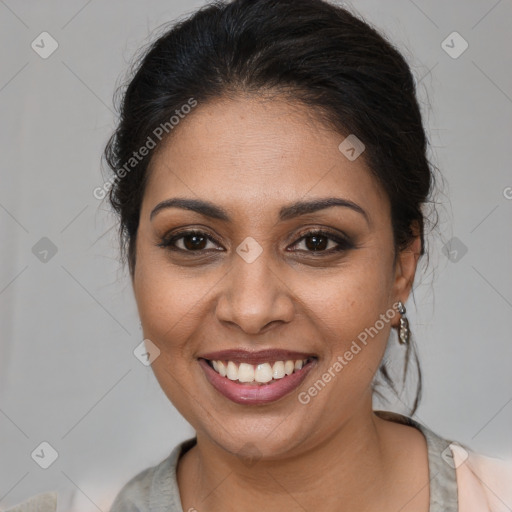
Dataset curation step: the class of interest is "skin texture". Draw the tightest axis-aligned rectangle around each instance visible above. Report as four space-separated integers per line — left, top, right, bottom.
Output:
132 95 427 511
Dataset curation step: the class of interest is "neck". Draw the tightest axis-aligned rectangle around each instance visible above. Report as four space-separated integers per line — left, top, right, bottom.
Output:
178 400 397 511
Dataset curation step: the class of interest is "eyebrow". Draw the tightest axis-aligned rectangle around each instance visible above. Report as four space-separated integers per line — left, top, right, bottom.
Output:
149 197 370 226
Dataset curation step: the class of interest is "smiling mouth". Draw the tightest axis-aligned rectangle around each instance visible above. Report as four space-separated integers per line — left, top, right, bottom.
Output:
202 357 317 385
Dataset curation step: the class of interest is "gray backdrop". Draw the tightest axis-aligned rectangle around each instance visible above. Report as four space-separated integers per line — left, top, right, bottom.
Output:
1 0 511 510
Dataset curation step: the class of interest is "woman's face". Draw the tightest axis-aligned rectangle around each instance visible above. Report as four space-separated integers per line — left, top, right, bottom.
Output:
132 96 418 459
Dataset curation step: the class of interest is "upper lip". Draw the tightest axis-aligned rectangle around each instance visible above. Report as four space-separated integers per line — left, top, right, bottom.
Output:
199 349 316 365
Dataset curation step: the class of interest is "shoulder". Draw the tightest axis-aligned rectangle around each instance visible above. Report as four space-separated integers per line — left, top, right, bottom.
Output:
374 410 512 511
4 492 58 512
453 445 512 512
109 463 158 512
109 438 196 512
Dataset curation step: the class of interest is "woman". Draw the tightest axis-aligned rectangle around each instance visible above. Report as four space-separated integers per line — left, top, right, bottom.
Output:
97 0 510 511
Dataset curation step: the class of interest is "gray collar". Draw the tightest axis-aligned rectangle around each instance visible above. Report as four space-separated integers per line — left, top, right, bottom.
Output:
148 411 459 512
374 410 458 512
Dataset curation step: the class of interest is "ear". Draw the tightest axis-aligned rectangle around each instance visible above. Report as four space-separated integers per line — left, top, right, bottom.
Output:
391 222 422 326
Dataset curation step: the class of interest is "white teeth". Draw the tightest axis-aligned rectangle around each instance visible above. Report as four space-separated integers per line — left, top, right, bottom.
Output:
255 363 273 383
284 360 295 375
272 361 285 379
209 358 311 383
226 361 238 380
217 361 226 377
238 363 255 383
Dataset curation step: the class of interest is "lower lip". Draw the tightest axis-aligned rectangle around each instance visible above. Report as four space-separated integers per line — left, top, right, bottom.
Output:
199 359 316 405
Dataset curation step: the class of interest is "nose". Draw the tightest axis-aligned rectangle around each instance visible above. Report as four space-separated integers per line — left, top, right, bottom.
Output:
215 249 295 335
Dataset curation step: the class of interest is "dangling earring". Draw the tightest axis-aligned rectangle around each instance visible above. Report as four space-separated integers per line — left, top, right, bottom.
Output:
396 301 410 345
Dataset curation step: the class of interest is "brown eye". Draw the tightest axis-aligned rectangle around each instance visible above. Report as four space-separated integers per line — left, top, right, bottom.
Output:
182 233 208 250
290 230 354 253
157 230 222 252
303 233 329 251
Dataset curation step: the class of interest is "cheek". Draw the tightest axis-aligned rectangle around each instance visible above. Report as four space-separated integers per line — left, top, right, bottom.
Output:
132 253 210 421
306 256 393 338
304 257 395 397
133 248 215 359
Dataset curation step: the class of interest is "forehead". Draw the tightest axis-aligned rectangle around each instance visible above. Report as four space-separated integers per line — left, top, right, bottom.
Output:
143 96 388 218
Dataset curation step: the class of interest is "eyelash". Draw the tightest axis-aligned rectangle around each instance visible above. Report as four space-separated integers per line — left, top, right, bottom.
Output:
156 228 355 255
